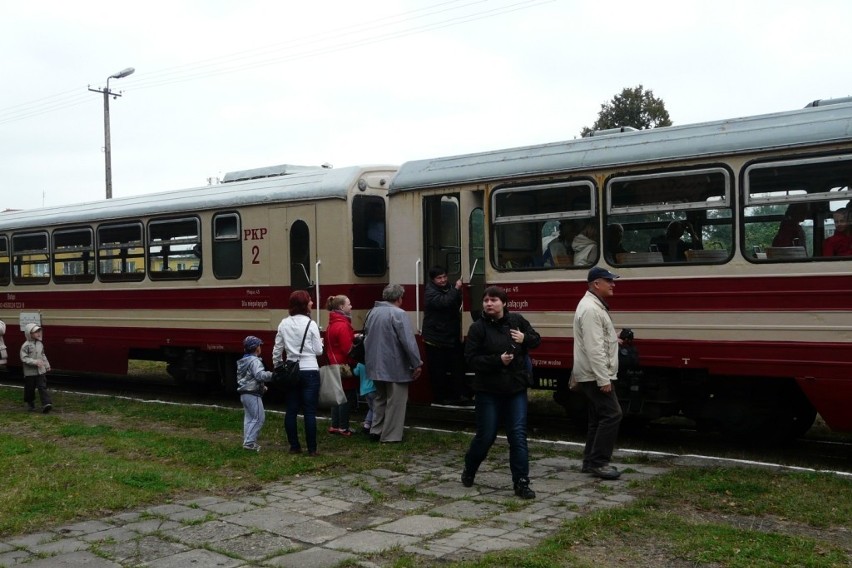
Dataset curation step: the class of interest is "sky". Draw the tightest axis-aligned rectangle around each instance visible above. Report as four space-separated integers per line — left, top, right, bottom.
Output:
1 0 851 210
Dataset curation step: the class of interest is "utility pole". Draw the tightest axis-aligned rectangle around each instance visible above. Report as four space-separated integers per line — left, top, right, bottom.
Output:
88 67 135 199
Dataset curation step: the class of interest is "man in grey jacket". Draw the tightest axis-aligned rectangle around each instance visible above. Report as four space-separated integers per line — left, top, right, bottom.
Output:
364 284 423 442
572 266 623 479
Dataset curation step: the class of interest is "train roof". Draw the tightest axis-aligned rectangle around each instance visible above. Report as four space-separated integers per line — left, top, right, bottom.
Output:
389 100 852 193
0 165 395 232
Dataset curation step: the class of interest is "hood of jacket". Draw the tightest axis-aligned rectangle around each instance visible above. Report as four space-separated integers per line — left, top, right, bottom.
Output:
23 323 41 341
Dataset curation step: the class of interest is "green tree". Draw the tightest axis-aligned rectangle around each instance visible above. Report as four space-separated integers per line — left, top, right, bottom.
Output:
581 85 672 137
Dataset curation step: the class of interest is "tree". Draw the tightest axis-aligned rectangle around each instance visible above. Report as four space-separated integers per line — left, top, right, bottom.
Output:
581 85 672 137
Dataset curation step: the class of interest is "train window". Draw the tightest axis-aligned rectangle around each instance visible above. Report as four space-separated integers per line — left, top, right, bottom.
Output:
11 232 50 285
213 213 241 279
148 217 201 280
492 180 596 270
0 236 9 286
744 155 852 261
97 223 146 282
607 168 732 265
53 228 95 284
352 195 386 276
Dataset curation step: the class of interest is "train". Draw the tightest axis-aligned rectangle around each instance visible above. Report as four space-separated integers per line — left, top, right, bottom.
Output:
2 97 852 440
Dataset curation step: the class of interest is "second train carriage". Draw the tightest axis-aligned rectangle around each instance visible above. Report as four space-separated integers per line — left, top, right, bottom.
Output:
388 98 852 439
0 164 396 387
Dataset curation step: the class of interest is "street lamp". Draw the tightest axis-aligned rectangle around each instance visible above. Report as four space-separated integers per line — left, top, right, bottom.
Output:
88 67 135 199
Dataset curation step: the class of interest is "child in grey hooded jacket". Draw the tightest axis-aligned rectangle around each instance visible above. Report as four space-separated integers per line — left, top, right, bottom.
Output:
21 323 52 413
237 336 273 451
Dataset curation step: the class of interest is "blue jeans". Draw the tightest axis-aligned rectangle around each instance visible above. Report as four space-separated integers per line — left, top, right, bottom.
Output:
464 390 529 482
285 370 320 453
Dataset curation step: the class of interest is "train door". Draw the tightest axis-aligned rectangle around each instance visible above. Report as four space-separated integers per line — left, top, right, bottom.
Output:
464 191 485 320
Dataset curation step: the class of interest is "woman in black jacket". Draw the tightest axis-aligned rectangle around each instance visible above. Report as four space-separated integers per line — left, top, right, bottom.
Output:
462 286 541 499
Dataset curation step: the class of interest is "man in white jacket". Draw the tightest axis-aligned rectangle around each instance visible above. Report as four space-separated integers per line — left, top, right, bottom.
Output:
572 266 623 479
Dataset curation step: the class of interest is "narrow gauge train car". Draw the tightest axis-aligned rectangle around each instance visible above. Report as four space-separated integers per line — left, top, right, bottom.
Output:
0 164 395 388
388 98 852 439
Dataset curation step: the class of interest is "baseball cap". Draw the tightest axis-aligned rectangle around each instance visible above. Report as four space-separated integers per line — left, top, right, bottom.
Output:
587 266 620 282
243 336 263 352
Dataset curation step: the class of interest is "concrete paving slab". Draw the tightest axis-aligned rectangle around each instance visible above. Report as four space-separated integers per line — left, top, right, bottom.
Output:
323 529 421 553
264 546 357 568
221 507 311 535
23 550 123 567
275 519 349 545
374 514 464 537
141 548 244 568
95 535 189 564
212 531 299 561
171 520 252 546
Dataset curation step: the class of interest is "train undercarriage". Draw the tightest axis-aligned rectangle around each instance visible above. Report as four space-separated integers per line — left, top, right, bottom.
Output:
551 366 817 442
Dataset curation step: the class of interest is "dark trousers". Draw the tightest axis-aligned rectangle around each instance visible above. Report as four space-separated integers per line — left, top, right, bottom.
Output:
24 374 52 408
285 370 320 453
464 390 529 482
425 342 465 403
579 381 623 468
330 388 357 430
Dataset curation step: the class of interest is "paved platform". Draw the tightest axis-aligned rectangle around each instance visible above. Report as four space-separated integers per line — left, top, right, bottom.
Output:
0 443 673 567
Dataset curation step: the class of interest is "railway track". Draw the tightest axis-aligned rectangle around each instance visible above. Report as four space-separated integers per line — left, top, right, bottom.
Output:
3 370 850 474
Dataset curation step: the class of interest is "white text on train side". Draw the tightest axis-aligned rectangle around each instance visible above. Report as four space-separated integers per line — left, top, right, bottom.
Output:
507 299 529 310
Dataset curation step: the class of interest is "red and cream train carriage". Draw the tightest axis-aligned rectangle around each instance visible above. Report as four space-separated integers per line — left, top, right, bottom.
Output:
388 98 852 438
0 164 395 388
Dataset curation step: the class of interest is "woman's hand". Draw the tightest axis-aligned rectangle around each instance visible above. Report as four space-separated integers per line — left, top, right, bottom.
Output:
510 329 525 345
501 352 514 366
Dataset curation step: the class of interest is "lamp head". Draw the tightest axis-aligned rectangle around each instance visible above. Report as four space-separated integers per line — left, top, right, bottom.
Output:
110 67 135 79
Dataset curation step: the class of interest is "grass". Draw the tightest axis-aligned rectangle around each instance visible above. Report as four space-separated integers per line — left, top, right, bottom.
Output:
1 383 850 567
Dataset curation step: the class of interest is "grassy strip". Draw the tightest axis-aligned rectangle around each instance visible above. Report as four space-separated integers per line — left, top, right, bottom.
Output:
1 385 849 567
0 386 467 535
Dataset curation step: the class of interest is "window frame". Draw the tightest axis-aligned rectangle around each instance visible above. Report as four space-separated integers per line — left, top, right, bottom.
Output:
11 231 50 285
52 227 96 284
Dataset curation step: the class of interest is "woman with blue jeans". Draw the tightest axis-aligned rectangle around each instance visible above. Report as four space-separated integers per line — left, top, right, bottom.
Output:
462 286 541 499
272 290 324 456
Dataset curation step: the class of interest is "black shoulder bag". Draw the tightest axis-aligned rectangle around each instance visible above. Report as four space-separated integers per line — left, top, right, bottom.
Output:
348 310 371 364
273 322 310 389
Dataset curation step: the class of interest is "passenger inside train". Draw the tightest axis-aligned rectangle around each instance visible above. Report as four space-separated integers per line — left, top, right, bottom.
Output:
649 220 703 262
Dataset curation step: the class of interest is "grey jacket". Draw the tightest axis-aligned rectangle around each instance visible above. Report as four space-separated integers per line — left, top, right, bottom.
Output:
364 301 422 383
236 354 273 395
20 323 50 377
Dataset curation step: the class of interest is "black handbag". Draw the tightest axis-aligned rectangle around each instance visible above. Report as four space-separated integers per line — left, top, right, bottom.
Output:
273 322 310 388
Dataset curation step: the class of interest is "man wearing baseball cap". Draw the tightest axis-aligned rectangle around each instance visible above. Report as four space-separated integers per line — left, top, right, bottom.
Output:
572 266 623 479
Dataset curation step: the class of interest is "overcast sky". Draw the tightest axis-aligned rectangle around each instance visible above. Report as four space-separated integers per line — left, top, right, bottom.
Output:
2 0 851 210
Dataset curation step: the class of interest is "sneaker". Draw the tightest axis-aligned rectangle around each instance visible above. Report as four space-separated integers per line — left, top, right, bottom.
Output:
580 465 593 473
243 443 261 452
42 404 52 414
338 428 353 437
461 469 475 488
589 466 621 480
513 478 536 499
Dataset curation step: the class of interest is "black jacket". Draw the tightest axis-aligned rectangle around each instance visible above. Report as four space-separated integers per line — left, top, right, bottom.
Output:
422 280 462 347
464 310 541 394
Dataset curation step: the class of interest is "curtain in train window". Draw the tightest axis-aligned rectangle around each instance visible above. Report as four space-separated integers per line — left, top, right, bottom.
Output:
607 168 732 265
743 155 852 261
11 232 50 285
352 195 386 276
0 236 9 286
53 228 96 284
148 218 201 280
97 223 145 282
213 213 241 279
492 180 596 271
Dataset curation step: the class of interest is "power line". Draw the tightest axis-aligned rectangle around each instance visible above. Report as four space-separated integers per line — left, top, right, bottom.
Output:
0 0 552 126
